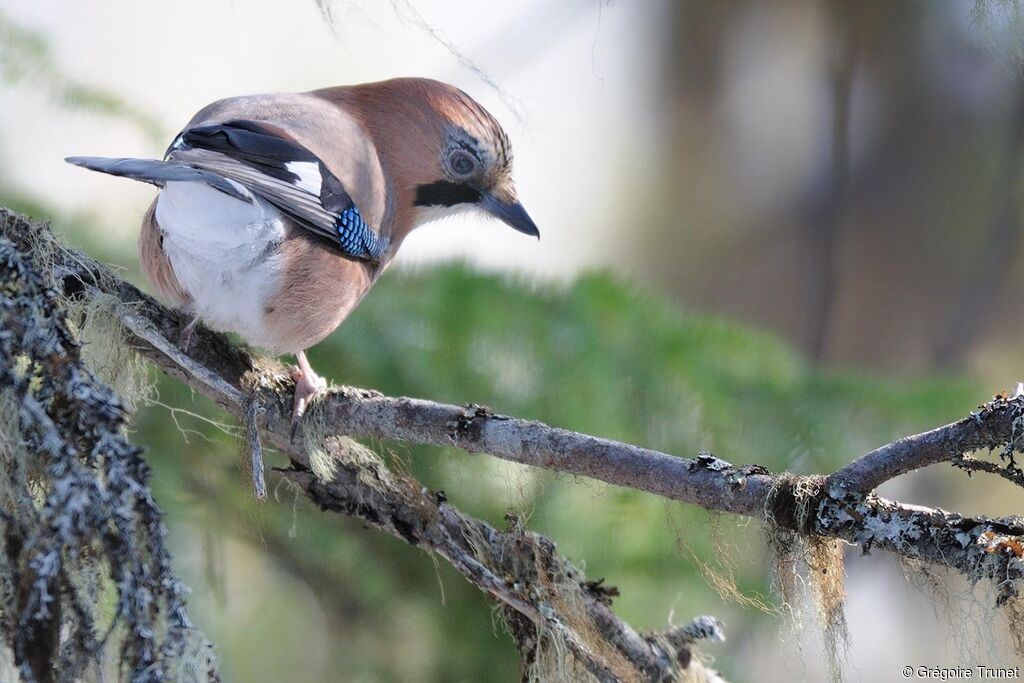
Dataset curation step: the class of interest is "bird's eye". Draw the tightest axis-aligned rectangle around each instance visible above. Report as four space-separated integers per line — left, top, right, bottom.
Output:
449 150 477 177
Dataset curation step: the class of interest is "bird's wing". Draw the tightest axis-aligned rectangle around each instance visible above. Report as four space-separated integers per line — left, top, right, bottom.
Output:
170 119 389 262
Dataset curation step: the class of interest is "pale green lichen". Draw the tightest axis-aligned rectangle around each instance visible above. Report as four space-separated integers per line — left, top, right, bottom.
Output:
64 292 155 413
455 513 643 683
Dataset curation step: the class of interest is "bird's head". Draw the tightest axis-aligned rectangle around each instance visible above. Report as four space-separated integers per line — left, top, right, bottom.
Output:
343 78 539 240
413 97 538 239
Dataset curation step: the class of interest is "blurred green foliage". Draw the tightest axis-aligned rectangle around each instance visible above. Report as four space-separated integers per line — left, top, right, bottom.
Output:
1 172 1002 680
0 187 984 681
116 248 978 682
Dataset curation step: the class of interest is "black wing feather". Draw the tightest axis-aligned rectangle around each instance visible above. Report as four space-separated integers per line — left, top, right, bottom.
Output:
319 171 354 213
170 120 385 261
180 120 317 182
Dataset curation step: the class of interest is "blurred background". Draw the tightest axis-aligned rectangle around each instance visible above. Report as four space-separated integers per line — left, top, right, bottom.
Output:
1 0 1022 680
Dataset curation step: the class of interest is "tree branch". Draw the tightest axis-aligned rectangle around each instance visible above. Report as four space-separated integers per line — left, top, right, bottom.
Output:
829 393 1024 492
1 211 726 680
3 207 1022 680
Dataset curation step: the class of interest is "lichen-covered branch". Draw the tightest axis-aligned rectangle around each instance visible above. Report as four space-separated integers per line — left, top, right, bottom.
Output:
0 233 218 682
2 207 1022 679
817 483 1024 605
282 452 721 683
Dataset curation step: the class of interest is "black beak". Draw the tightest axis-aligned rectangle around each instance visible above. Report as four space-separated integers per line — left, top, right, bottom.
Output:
480 193 540 238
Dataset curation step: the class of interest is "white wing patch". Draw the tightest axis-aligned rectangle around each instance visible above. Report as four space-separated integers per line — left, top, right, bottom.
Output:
285 161 322 195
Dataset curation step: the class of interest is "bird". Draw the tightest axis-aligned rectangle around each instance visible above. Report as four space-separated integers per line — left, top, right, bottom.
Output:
66 77 539 429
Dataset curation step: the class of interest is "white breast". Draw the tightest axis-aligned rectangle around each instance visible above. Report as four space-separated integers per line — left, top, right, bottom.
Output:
155 181 286 349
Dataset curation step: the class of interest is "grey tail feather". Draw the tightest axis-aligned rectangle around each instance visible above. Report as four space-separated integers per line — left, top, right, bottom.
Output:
64 156 253 203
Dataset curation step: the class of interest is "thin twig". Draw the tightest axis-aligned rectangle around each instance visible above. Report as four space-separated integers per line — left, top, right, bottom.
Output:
829 394 1024 492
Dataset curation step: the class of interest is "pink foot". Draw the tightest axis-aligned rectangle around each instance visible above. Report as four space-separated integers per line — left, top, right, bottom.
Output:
178 316 199 352
289 350 326 438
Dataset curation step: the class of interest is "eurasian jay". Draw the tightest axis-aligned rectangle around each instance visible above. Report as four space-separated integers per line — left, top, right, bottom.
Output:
67 77 538 427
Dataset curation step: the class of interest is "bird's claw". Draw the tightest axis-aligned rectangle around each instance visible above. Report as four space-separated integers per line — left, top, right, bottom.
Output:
178 316 199 352
289 364 326 441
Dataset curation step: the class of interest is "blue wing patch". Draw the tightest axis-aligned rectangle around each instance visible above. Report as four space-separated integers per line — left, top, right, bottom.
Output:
336 206 389 261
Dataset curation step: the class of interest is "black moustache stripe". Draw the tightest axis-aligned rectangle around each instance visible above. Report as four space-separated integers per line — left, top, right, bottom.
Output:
414 181 481 207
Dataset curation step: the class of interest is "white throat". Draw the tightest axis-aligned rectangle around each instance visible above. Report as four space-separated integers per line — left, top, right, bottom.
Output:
411 203 480 229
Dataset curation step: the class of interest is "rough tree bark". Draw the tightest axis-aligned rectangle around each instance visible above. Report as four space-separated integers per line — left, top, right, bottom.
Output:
0 215 218 683
1 207 1021 682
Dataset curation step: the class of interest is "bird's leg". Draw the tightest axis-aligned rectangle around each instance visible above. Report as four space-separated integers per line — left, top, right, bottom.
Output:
289 350 327 438
178 315 199 352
